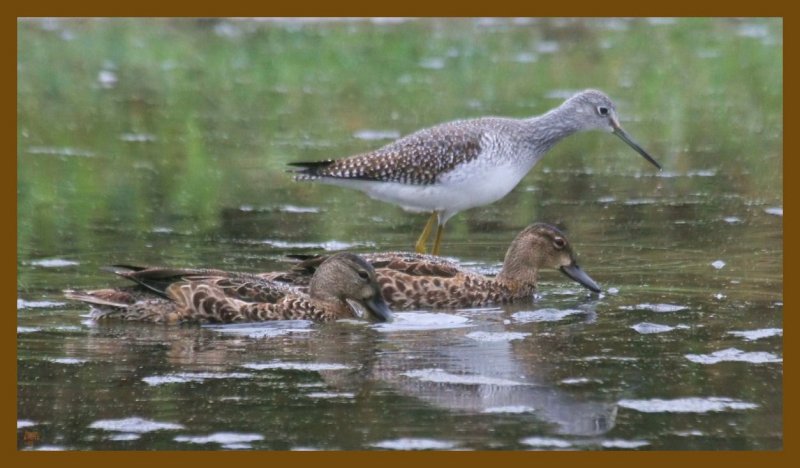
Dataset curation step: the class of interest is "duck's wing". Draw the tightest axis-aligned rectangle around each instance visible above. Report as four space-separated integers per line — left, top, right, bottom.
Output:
274 252 464 286
165 281 335 323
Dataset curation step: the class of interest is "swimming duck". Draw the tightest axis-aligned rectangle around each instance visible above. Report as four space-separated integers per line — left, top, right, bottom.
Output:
64 253 393 323
265 223 600 310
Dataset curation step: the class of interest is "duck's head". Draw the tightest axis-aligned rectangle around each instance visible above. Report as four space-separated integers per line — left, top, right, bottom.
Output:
309 252 393 322
503 223 601 293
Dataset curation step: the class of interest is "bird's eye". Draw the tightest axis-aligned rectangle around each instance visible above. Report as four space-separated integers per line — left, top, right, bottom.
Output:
597 106 609 116
357 270 370 280
553 237 566 249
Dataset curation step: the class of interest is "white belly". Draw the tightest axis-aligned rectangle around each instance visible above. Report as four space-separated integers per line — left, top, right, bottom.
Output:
316 156 537 223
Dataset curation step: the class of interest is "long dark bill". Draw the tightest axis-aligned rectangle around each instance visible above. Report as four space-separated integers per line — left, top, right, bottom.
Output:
364 294 393 322
560 263 601 293
613 126 662 170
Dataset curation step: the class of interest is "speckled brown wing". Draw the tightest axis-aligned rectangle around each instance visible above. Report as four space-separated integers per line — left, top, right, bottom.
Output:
364 252 464 278
289 120 486 185
166 281 343 323
377 269 518 310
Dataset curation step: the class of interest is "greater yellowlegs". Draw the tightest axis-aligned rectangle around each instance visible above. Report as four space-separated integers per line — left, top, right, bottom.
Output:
263 223 600 309
290 89 660 255
64 253 393 323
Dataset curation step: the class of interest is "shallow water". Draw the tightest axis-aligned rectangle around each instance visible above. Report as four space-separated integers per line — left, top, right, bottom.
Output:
18 18 782 450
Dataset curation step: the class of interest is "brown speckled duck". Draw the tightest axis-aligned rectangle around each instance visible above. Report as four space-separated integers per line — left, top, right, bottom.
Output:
265 223 600 310
65 253 392 323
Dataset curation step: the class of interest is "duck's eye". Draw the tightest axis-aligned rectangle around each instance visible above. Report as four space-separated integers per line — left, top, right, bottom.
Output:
553 237 566 249
357 270 370 280
597 106 609 116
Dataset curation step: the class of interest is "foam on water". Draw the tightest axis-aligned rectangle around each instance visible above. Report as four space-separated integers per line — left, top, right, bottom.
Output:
601 439 650 449
142 372 252 386
109 433 141 441
207 320 314 339
29 258 79 268
174 432 264 449
242 361 352 371
727 328 782 341
630 322 676 334
520 436 572 448
259 239 374 250
89 417 185 433
17 299 66 309
371 438 457 450
465 331 530 342
685 348 782 364
482 405 535 414
47 357 88 365
511 308 583 323
373 312 471 332
621 303 689 313
402 369 527 386
306 392 355 399
618 397 758 413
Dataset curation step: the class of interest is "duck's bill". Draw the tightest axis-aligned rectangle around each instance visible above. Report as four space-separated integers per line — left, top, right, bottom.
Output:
560 263 601 293
613 126 662 170
364 295 393 322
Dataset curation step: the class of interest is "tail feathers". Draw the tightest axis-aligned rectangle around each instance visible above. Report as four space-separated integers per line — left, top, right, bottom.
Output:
63 290 130 320
64 289 131 309
287 160 336 179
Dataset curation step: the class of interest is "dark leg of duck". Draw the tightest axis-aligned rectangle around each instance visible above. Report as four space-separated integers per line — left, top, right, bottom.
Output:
415 212 437 254
431 223 445 256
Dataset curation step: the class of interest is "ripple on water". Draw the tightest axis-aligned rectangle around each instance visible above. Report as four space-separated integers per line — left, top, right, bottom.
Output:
727 328 782 341
371 438 457 450
142 372 252 386
512 308 583 323
618 397 758 413
89 417 185 433
402 369 527 386
372 312 471 332
18 420 37 429
685 348 782 364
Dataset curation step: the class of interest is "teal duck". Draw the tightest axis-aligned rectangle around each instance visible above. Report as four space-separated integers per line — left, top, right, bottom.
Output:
65 253 392 323
265 223 600 310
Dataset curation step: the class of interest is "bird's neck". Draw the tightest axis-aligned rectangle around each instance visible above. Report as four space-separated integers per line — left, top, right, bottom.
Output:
496 247 540 291
523 104 584 152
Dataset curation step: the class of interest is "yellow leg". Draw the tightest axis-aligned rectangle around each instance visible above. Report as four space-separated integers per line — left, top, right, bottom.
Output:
431 224 445 256
415 212 437 254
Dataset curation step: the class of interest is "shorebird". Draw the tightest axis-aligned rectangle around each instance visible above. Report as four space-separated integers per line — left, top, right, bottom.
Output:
264 223 600 310
290 89 660 255
64 253 393 323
